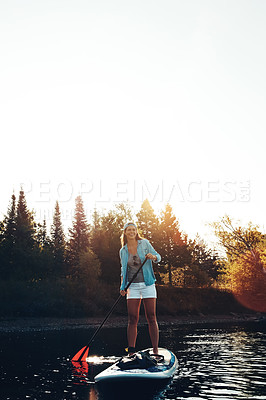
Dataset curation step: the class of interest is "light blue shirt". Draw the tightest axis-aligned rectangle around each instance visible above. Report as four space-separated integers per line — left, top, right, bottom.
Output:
120 239 161 290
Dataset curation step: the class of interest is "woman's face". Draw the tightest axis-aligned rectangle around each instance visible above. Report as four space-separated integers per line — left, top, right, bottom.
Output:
125 225 137 240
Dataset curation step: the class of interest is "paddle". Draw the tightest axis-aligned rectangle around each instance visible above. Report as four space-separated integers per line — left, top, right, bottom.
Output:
71 256 148 362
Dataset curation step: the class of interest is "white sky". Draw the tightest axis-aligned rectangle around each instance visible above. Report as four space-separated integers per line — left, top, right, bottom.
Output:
1 0 266 247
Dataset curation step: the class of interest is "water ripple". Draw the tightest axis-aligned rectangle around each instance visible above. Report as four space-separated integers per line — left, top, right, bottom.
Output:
0 321 265 399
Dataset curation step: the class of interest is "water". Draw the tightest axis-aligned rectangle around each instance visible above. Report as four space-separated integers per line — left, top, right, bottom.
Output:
0 320 266 400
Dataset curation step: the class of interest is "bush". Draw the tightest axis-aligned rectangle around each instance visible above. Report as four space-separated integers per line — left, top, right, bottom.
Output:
0 280 250 318
156 286 248 315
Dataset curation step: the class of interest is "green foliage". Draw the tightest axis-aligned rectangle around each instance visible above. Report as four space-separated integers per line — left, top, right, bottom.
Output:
0 193 17 279
50 201 66 277
67 195 90 267
136 199 159 241
73 249 101 284
91 203 133 283
212 215 266 312
0 190 40 280
156 286 247 315
15 188 36 249
156 203 191 285
0 191 239 317
136 200 162 282
212 215 264 261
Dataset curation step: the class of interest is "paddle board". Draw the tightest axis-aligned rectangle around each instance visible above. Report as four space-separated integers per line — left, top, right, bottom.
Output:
94 348 178 383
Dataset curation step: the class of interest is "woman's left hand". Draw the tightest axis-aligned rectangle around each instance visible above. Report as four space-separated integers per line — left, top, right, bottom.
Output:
146 253 157 262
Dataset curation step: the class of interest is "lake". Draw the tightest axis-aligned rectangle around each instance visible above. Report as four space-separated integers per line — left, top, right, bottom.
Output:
1 318 265 400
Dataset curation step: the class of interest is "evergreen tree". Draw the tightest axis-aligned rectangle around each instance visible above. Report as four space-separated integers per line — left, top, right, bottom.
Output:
136 199 159 241
15 188 36 249
2 193 17 243
158 203 189 285
92 207 101 231
50 201 65 277
36 219 50 249
67 195 90 275
136 199 162 282
91 203 133 283
13 188 37 279
184 236 220 287
192 236 220 280
35 219 56 280
0 193 17 278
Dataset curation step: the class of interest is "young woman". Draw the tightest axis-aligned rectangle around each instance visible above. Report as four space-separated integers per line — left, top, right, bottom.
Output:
120 222 161 355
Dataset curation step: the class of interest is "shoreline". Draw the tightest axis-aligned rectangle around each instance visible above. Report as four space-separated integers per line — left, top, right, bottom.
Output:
0 312 265 333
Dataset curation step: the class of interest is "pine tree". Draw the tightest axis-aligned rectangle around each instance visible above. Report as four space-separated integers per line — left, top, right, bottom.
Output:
92 208 101 231
158 203 188 285
91 203 133 283
0 193 17 278
36 219 50 249
136 199 159 241
35 219 57 280
184 236 219 287
136 199 162 282
14 188 37 279
67 196 103 284
67 195 90 270
1 193 16 242
50 201 65 276
15 188 36 250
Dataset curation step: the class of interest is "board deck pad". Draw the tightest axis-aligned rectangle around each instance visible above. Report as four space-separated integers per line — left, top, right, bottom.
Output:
94 348 178 383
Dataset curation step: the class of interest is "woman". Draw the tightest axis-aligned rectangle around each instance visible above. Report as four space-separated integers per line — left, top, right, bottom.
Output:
120 222 161 356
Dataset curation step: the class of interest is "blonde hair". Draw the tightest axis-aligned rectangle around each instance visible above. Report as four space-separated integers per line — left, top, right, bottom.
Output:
120 223 143 247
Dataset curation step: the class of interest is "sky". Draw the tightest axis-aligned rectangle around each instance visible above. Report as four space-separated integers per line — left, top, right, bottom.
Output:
1 0 266 248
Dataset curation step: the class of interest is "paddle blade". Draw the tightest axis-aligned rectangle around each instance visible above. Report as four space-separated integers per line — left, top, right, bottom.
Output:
72 346 90 362
71 361 89 382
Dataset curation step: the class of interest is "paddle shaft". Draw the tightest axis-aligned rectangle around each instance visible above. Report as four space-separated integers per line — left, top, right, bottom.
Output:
76 257 148 361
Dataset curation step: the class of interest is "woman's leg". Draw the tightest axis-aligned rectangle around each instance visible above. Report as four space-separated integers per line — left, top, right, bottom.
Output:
143 298 159 354
127 298 141 353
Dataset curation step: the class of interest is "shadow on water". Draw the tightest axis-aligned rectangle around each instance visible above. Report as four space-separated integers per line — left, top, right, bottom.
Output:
0 319 266 399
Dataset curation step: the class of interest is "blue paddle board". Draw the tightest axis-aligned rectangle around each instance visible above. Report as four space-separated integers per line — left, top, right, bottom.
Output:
94 348 178 383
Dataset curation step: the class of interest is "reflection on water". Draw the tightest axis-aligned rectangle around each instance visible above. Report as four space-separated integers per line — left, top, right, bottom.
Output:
169 325 266 400
0 320 265 399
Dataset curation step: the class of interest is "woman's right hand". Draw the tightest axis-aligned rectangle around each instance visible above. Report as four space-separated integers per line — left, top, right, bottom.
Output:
120 290 127 296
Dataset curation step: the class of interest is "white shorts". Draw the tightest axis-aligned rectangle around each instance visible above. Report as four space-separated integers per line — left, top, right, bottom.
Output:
126 282 157 300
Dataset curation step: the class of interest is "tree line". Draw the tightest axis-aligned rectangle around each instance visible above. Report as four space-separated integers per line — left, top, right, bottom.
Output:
0 189 219 287
0 189 265 316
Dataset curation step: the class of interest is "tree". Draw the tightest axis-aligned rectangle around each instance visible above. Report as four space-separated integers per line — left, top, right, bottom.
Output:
67 196 90 267
15 188 36 249
13 188 37 279
92 207 101 231
136 199 159 241
157 204 189 285
78 249 101 283
0 193 17 279
91 203 133 283
184 237 220 287
50 201 66 277
36 219 50 249
67 195 91 278
212 215 263 261
136 199 162 282
0 190 48 280
35 219 56 280
212 215 266 312
2 193 16 243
